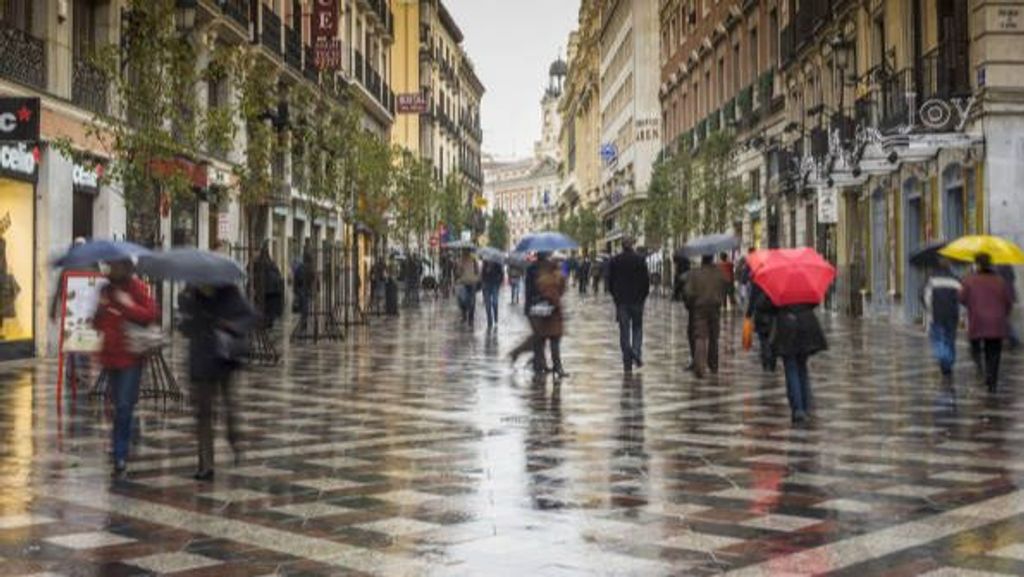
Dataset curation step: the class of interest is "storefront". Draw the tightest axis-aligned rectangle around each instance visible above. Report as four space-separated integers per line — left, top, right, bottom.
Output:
72 160 101 240
0 143 39 360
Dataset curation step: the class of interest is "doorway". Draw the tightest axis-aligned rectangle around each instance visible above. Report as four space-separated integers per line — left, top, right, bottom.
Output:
903 179 924 322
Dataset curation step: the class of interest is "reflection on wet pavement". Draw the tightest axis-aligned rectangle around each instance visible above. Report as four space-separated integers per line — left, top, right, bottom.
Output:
2 293 1024 576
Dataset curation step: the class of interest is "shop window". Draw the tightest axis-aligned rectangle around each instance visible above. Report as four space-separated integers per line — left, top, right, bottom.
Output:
172 195 197 247
72 190 95 240
0 180 33 343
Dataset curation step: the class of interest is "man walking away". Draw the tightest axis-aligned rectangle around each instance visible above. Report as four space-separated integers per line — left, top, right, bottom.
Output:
457 252 480 325
509 265 522 304
685 255 727 378
773 304 827 424
578 258 591 295
718 252 736 310
961 254 1014 391
481 259 504 330
608 237 650 373
922 258 962 377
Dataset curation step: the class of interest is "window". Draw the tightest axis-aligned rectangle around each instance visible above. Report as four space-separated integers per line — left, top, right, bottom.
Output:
73 0 99 59
732 42 741 94
0 0 32 33
749 169 760 200
769 9 779 66
717 57 725 104
749 27 758 81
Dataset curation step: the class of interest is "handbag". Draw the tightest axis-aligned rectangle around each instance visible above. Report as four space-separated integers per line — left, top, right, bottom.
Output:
213 327 250 361
742 317 754 351
124 322 166 356
529 301 554 318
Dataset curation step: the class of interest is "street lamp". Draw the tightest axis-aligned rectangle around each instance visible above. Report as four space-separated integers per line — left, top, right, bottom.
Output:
175 0 197 33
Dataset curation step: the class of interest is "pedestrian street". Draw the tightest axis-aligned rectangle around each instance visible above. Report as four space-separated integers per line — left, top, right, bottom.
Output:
3 293 1024 576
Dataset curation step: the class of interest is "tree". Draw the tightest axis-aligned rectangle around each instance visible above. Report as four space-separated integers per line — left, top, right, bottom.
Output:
645 147 694 245
392 149 436 248
487 209 510 250
692 131 744 235
437 172 467 239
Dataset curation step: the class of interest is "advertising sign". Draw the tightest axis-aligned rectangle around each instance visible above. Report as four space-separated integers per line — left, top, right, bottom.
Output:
0 97 39 142
312 0 342 70
396 93 430 114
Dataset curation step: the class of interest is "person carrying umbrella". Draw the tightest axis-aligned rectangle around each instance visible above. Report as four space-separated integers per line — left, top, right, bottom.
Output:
481 257 504 330
608 237 650 373
178 283 257 481
960 253 1014 391
510 252 567 378
921 257 962 377
93 259 158 478
456 251 480 326
685 255 728 378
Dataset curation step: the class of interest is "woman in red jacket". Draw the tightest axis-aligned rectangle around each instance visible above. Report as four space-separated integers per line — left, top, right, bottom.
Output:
93 259 157 478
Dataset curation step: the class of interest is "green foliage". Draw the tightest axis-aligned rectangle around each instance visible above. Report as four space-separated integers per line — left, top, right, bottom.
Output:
645 147 694 246
559 206 602 253
392 148 437 246
690 131 745 235
487 209 510 250
437 172 468 238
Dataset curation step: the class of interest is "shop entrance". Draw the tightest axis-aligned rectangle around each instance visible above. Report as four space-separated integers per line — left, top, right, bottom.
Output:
0 179 34 358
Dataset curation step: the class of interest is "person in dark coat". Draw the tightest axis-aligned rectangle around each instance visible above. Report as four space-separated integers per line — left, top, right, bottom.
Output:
178 284 257 480
685 255 727 378
961 254 1014 391
251 242 284 328
578 258 591 295
481 260 504 329
608 237 651 372
772 304 827 424
746 280 778 372
511 253 567 376
922 258 962 377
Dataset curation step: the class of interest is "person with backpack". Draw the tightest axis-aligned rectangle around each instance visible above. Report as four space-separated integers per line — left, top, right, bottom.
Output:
457 251 480 325
921 258 962 377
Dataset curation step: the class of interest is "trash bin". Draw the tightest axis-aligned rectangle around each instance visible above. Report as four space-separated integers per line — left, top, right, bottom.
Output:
385 279 399 316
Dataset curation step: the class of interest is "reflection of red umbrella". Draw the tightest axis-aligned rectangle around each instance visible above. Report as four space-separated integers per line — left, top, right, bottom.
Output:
752 248 836 306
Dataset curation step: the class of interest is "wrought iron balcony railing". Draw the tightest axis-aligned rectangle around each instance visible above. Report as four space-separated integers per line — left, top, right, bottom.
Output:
0 23 45 89
220 0 250 31
303 45 319 83
72 58 108 115
285 26 302 71
261 4 282 54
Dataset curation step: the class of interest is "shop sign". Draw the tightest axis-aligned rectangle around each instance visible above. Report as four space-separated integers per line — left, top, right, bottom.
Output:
217 211 230 240
817 188 839 224
208 165 231 188
312 0 342 71
72 162 102 192
0 97 39 142
396 93 429 114
0 143 37 180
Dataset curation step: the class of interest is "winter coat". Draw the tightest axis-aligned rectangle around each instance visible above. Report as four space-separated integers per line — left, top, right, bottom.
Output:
457 257 480 286
922 271 961 332
960 271 1014 340
771 305 828 358
685 264 727 310
746 282 777 334
533 262 566 338
252 253 284 323
93 277 158 369
524 262 541 315
178 285 257 382
481 261 504 288
608 248 651 306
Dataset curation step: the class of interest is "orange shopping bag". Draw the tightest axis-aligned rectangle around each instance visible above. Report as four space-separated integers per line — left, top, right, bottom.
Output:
742 317 754 351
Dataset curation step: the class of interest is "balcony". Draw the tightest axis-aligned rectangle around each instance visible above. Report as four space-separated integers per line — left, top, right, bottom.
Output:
303 45 319 83
285 26 302 71
794 0 830 50
920 49 971 101
0 23 46 89
221 0 251 30
880 68 913 132
366 66 382 102
779 25 794 69
260 4 282 54
353 50 365 84
72 58 108 115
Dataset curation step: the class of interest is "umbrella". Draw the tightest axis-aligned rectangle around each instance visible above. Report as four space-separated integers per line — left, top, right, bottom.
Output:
680 233 740 258
514 232 579 253
507 251 533 269
442 240 477 250
909 241 949 267
54 240 151 269
752 248 836 307
137 249 245 285
939 235 1024 265
478 247 507 264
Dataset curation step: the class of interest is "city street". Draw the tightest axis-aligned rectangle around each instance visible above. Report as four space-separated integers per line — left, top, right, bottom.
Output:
1 293 1024 576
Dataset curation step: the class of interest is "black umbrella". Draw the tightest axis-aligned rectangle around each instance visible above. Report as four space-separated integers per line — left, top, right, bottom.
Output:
909 241 948 267
679 234 740 258
137 249 245 286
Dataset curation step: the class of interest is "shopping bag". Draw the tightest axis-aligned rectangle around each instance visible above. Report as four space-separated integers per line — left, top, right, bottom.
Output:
742 317 754 351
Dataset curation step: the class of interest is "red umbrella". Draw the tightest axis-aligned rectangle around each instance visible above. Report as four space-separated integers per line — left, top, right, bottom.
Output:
752 248 836 306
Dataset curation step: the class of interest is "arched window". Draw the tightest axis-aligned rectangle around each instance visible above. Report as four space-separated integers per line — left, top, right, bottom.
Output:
942 163 964 240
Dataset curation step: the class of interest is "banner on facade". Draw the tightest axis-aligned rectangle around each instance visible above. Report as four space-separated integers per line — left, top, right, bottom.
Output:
0 97 39 142
396 93 430 114
312 0 342 71
817 188 839 224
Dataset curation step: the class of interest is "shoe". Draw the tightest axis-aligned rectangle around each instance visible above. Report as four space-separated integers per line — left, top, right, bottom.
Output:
112 460 127 479
553 368 569 379
193 469 215 481
791 411 810 424
684 361 695 371
634 356 643 369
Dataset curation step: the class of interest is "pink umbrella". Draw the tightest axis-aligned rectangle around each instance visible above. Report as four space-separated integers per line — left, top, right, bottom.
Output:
752 248 836 306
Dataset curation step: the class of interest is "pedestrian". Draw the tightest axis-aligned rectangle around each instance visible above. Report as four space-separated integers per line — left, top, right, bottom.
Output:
481 258 504 329
921 258 962 377
457 251 480 325
509 265 522 304
510 253 567 378
772 303 828 424
746 279 778 372
578 257 591 295
685 254 727 378
736 247 754 309
251 241 284 328
718 252 737 310
608 237 650 373
93 259 158 478
592 258 604 293
960 254 1014 391
178 284 256 480
672 254 690 302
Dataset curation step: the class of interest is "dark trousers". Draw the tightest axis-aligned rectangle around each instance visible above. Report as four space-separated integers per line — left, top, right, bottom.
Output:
192 375 239 472
109 365 143 464
617 303 644 368
970 338 1003 387
757 330 776 370
783 354 811 415
510 279 520 304
511 331 561 372
483 285 499 326
578 277 588 294
693 308 721 376
686 307 696 363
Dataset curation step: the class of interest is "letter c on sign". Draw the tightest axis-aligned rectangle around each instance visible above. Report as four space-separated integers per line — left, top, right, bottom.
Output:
0 113 16 132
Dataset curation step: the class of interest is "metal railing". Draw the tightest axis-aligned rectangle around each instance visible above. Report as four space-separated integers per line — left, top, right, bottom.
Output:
0 23 45 89
72 58 108 115
221 0 251 30
261 4 282 54
880 67 913 132
285 26 302 71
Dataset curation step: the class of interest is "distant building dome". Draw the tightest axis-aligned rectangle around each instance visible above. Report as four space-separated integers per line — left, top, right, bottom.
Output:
549 58 568 78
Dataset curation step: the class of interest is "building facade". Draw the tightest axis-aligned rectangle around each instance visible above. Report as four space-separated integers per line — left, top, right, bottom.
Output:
484 156 561 249
0 0 396 360
598 0 661 249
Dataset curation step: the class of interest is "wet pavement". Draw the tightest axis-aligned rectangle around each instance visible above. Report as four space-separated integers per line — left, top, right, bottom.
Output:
3 291 1024 576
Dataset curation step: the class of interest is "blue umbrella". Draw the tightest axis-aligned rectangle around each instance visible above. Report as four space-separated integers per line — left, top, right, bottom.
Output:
679 233 739 258
478 247 507 264
514 232 579 253
137 249 245 286
54 240 151 269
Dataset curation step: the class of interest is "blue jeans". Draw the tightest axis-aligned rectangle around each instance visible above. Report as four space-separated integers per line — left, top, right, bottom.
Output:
929 324 957 374
458 284 476 322
617 304 644 367
108 365 142 463
510 279 520 303
783 355 811 414
483 285 499 326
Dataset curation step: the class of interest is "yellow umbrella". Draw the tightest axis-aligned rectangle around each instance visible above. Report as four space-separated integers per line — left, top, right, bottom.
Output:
939 235 1024 265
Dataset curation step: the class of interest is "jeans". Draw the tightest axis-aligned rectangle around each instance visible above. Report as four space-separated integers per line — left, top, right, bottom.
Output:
929 324 957 375
617 304 644 367
483 285 499 326
192 375 239 472
970 338 1003 387
509 279 520 304
108 365 143 463
458 284 476 323
783 355 811 415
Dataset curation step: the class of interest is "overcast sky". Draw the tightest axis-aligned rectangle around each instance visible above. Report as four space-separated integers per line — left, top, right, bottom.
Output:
445 0 580 160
